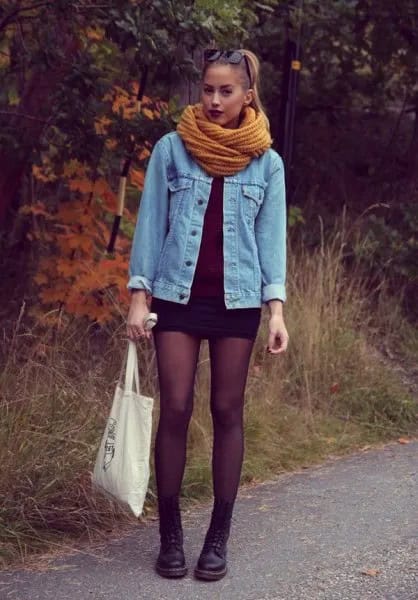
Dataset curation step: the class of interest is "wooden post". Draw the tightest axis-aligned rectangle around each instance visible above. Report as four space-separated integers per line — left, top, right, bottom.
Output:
107 67 149 253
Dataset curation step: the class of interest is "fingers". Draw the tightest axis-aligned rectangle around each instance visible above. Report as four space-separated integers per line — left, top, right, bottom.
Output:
126 323 151 341
267 330 276 353
267 330 289 355
126 303 153 341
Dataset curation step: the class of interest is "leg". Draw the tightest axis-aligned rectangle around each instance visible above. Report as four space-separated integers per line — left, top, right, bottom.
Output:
153 330 201 578
153 330 201 498
195 335 255 581
209 336 255 502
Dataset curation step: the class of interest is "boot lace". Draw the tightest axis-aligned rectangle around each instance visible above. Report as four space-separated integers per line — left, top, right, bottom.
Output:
203 527 227 553
161 525 182 550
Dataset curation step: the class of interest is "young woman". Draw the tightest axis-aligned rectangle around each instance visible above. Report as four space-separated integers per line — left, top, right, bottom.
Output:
127 48 289 581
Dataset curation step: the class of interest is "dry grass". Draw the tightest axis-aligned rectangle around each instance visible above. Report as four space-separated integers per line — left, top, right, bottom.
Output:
0 315 132 567
1 227 417 568
182 227 417 496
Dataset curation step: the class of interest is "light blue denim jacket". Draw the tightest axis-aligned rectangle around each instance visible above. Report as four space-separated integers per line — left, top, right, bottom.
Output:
128 131 286 308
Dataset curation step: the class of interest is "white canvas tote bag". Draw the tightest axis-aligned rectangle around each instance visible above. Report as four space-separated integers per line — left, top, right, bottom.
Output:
92 340 153 517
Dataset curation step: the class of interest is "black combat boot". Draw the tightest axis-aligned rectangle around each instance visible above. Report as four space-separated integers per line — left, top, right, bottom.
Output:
155 494 187 578
194 499 234 581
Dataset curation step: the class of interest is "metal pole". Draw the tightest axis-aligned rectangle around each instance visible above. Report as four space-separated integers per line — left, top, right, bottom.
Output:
278 0 303 186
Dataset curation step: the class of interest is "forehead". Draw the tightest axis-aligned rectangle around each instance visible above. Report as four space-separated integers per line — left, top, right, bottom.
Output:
203 64 243 87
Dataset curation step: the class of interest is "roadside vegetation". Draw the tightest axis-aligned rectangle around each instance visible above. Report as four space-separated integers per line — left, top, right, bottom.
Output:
1 226 416 567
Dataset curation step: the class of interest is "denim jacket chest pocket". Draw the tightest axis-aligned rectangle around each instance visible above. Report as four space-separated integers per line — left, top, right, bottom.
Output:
240 183 264 223
167 177 193 230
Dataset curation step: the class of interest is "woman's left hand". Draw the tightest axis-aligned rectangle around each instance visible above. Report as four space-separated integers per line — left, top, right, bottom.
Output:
267 315 289 354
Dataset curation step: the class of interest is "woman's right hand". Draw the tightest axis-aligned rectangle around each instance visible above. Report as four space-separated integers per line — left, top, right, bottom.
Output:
126 290 152 341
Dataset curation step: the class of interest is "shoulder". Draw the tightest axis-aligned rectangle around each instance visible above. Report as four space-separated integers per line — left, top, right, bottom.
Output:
151 132 192 168
146 132 182 172
263 148 285 176
154 131 186 156
151 131 201 177
246 148 284 184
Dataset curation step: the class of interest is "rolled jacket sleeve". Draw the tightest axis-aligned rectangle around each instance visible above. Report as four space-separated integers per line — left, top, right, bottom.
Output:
255 153 287 303
127 139 170 293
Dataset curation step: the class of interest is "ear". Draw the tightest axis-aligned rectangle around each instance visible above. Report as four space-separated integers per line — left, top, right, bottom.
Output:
243 88 254 106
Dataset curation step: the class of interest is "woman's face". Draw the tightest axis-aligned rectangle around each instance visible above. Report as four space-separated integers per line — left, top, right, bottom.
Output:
201 64 253 129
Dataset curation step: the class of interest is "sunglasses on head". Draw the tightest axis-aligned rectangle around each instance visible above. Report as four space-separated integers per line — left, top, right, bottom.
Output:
203 49 252 87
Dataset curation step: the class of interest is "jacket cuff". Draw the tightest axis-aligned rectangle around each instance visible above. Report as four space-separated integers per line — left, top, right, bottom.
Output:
127 275 153 294
262 283 286 303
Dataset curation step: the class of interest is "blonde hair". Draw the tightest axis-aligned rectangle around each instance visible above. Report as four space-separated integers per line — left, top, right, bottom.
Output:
238 49 270 130
202 48 270 131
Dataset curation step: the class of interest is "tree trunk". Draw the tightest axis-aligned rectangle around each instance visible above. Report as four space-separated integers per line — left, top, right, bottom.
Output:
0 25 79 227
171 48 202 106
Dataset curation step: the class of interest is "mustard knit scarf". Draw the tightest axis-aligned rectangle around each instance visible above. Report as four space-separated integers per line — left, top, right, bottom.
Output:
176 103 272 177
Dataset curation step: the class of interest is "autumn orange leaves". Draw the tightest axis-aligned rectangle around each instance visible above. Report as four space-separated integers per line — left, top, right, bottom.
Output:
24 86 166 325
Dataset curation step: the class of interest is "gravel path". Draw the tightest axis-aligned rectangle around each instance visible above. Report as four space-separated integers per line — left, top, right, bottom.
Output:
1 441 417 600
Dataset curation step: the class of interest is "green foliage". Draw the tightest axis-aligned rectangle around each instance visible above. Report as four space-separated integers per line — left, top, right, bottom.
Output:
302 0 418 108
288 205 305 227
0 0 257 186
2 0 416 193
356 204 418 281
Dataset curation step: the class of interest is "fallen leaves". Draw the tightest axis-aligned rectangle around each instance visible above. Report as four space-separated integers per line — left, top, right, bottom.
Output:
252 364 262 377
360 567 381 577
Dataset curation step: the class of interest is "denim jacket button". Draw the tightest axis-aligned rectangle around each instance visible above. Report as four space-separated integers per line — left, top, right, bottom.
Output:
179 293 185 300
185 260 192 266
191 230 197 236
197 199 203 205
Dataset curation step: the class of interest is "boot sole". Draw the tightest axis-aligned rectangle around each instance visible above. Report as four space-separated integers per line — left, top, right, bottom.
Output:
194 566 227 581
156 565 188 578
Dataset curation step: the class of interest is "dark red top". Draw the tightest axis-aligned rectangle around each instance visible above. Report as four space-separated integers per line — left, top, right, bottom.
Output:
190 177 224 298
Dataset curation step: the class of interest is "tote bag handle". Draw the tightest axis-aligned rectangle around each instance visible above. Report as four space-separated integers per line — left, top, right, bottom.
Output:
120 340 141 394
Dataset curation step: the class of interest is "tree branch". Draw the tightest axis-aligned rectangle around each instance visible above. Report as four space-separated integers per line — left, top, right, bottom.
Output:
0 0 119 34
0 110 48 123
0 2 51 33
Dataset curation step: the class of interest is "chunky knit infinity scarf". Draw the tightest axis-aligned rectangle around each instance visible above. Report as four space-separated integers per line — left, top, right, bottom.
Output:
176 103 272 176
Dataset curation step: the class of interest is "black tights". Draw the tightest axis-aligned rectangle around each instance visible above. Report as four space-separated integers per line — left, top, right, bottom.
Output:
153 331 255 503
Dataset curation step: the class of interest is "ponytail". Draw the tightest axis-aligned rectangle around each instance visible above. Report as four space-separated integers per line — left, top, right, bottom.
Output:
239 49 270 131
